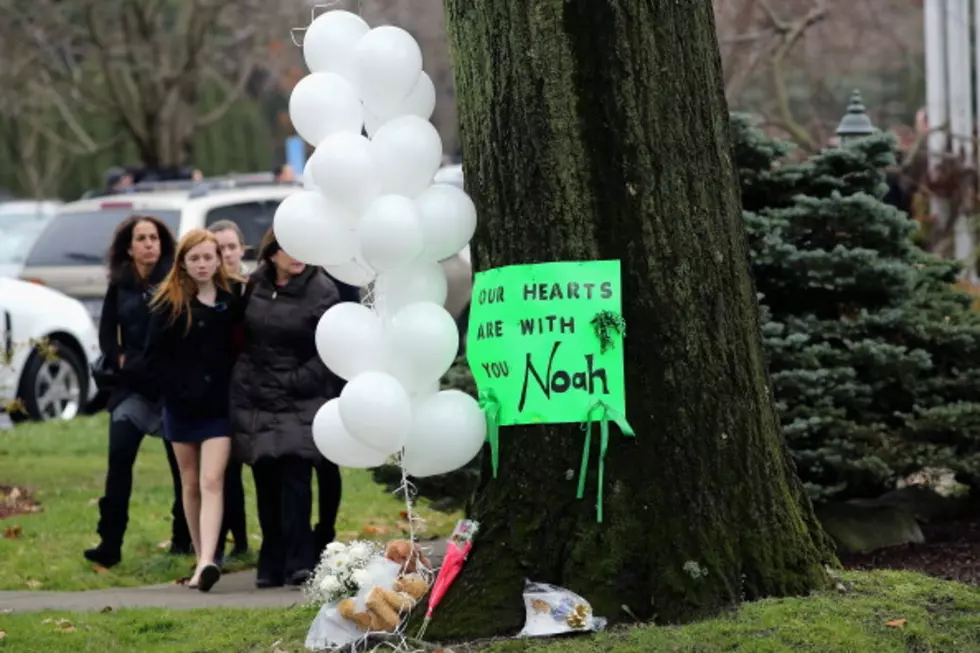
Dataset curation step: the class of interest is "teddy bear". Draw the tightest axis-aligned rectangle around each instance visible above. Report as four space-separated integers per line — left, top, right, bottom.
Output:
334 538 433 633
337 573 430 632
384 539 431 574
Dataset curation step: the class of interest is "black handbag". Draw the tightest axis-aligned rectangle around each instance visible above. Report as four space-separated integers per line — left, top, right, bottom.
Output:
90 353 120 392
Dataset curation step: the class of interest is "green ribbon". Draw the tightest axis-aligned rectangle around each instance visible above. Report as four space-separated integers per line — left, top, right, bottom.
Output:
577 401 635 523
479 390 501 478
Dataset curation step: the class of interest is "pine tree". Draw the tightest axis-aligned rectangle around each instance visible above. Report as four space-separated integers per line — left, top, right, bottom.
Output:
732 114 980 501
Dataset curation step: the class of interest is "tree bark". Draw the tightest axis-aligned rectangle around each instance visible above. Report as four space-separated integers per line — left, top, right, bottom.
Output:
427 0 835 640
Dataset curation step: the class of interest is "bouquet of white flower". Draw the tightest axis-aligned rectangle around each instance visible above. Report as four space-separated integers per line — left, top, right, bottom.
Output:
306 540 381 605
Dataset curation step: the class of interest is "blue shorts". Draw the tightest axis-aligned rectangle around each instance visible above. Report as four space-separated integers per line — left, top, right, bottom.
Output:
163 408 230 444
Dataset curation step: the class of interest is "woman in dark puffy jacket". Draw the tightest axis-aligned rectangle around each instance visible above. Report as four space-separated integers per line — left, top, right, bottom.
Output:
85 215 189 568
230 227 342 588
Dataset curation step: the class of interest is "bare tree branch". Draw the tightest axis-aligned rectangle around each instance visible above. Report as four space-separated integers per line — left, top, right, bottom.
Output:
1 0 307 168
758 0 827 151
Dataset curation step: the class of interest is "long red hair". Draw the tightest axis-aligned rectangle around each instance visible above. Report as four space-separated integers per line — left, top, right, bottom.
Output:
151 229 239 332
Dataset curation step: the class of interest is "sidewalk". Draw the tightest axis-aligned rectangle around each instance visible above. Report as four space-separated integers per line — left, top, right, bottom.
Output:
0 541 447 613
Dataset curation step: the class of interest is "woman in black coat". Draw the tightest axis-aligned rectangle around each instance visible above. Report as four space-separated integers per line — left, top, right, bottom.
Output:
85 214 190 568
230 228 342 588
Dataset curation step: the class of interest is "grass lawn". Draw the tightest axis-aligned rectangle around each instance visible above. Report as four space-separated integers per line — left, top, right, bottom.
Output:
0 571 978 652
0 415 458 591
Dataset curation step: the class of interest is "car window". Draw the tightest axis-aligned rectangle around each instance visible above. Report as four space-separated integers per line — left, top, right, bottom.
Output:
0 226 44 264
0 212 49 231
24 209 181 267
204 201 281 259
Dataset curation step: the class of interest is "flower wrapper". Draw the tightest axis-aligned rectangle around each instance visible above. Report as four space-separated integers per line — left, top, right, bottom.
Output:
304 600 364 650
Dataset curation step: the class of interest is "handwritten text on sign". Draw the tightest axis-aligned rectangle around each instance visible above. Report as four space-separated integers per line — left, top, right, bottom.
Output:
466 260 626 426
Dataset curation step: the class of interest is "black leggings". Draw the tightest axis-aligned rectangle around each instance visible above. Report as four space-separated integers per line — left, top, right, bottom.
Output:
97 417 189 550
252 456 342 581
220 458 248 552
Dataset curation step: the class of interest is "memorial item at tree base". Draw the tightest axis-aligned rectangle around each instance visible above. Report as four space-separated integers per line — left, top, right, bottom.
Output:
304 537 434 649
417 519 479 639
517 581 607 637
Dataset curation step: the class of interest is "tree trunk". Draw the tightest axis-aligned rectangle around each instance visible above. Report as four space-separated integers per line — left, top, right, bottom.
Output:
427 0 835 641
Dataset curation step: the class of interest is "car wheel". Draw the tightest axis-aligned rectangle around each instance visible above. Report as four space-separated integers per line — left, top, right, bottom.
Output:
17 341 88 421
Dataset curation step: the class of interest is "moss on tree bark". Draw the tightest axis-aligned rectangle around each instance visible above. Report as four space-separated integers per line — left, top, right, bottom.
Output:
427 0 836 641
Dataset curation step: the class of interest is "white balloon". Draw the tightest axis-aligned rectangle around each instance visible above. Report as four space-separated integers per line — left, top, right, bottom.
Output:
371 116 443 197
364 110 385 138
380 72 436 121
273 191 357 266
414 183 478 262
310 132 382 214
412 380 441 401
325 253 376 287
302 162 317 190
302 10 370 82
354 26 423 116
374 261 447 317
289 73 364 146
403 390 486 478
358 195 424 272
315 303 387 380
339 371 413 455
386 302 460 392
313 399 390 469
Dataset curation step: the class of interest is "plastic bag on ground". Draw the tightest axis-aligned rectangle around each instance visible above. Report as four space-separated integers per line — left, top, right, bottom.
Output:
517 580 608 638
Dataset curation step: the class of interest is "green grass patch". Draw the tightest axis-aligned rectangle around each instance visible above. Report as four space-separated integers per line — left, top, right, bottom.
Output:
0 415 458 591
1 571 978 652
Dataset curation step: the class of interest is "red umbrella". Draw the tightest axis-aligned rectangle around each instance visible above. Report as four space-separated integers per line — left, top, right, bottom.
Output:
417 519 479 639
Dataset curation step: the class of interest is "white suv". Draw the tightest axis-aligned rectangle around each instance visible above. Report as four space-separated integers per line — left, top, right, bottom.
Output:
19 174 474 335
19 179 299 321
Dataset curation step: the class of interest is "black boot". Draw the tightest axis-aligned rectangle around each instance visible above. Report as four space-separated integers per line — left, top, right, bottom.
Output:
84 542 121 568
90 419 144 568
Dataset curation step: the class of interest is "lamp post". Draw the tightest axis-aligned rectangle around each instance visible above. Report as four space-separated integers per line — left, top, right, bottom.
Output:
835 89 876 145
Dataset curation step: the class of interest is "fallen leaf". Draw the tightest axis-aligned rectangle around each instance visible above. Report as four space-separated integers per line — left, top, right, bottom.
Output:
0 631 6 640
26 579 41 589
3 525 22 539
88 498 99 506
399 511 410 520
156 540 170 551
61 625 76 633
361 525 388 536
886 619 907 628
92 565 108 574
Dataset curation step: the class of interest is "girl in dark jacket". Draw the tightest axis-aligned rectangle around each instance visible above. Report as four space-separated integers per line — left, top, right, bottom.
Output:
206 220 250 561
142 228 244 592
230 228 342 588
85 215 190 568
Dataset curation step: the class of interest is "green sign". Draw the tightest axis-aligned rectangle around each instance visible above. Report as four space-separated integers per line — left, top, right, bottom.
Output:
466 260 626 426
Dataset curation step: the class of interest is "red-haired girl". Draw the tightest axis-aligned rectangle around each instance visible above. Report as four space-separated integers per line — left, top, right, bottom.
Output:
142 228 244 592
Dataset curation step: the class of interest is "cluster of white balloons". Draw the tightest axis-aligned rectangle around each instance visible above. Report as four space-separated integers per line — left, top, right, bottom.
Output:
276 9 485 478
